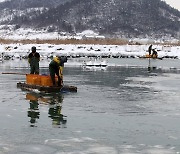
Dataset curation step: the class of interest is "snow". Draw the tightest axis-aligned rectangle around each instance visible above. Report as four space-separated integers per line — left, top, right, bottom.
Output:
77 30 99 36
77 30 105 39
0 27 179 61
0 26 106 40
0 43 179 60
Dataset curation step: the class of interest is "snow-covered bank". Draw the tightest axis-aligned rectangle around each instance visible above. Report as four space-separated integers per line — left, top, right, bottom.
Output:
1 26 179 44
0 44 180 60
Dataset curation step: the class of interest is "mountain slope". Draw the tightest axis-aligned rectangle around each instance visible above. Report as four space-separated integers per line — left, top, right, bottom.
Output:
0 0 71 9
0 0 180 38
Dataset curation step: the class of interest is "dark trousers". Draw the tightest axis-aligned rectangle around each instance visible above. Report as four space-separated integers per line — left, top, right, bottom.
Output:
49 67 62 86
30 64 39 74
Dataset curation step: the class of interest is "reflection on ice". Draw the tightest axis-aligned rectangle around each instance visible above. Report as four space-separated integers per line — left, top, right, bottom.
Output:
48 101 67 127
25 92 67 128
27 98 40 127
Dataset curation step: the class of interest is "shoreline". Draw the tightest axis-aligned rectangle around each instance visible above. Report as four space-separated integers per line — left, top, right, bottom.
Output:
0 38 179 46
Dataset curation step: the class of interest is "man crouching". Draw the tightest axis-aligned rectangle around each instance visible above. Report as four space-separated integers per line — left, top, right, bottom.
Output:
49 55 67 87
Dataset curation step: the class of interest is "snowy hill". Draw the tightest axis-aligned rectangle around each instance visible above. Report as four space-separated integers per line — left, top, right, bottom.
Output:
0 0 180 39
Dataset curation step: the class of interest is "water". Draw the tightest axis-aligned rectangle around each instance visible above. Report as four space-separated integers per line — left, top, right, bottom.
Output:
0 58 180 154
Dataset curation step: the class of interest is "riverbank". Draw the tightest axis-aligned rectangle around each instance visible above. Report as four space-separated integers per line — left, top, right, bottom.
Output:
0 43 180 61
0 38 179 46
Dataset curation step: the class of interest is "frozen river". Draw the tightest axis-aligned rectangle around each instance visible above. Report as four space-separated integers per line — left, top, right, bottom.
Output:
0 58 180 154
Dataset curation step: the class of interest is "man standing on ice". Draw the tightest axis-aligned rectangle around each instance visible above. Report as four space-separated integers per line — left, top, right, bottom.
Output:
28 46 40 74
148 44 152 55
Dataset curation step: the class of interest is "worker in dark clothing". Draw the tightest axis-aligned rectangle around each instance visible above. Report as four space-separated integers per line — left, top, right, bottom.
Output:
151 49 158 58
148 44 152 55
28 46 40 74
49 56 67 86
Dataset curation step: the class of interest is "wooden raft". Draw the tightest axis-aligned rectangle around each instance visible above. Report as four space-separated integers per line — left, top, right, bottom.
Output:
17 82 77 93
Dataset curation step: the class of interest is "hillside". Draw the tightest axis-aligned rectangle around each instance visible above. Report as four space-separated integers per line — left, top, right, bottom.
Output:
0 0 180 39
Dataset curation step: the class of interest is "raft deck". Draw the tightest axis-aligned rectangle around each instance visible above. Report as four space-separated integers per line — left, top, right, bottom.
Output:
17 82 77 93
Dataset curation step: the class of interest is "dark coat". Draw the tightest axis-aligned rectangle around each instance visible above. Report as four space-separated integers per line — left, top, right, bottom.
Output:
28 52 40 74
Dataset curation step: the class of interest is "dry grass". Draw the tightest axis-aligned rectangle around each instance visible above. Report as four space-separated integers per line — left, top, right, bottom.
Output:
0 38 179 46
0 38 128 45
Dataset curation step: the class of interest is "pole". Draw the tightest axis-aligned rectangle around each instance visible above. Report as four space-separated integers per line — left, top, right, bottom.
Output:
1 72 27 75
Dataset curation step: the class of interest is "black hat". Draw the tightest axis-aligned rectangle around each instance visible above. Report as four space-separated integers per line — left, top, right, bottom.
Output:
31 46 36 53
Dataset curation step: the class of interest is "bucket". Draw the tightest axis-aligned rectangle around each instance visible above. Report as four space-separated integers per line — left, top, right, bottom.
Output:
41 75 58 86
145 54 151 58
26 74 41 85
